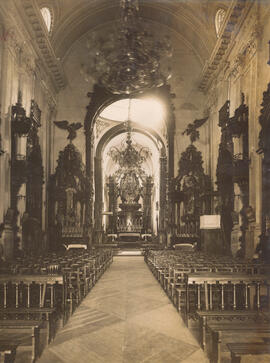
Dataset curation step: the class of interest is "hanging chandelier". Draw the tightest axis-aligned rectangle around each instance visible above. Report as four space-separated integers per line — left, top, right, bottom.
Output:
80 0 173 95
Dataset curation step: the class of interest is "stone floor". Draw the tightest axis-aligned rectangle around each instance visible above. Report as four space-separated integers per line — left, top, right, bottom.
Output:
38 256 209 363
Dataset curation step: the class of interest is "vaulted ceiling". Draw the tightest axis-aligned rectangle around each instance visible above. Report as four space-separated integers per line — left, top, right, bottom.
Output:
32 1 230 136
38 0 228 64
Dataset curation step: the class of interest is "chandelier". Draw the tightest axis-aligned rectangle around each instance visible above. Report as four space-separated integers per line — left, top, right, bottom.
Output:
108 99 151 178
109 121 150 169
80 0 172 95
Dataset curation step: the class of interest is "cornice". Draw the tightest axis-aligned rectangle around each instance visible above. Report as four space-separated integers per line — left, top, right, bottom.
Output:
15 0 66 93
199 0 250 92
227 21 262 80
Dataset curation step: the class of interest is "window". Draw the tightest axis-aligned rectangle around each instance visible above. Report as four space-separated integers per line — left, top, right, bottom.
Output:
40 7 52 32
215 8 226 36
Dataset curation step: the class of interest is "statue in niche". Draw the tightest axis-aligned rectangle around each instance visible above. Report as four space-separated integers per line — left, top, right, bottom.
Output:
66 187 75 212
182 171 198 215
21 212 42 255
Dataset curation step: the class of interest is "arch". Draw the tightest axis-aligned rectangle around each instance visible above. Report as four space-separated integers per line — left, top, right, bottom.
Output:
95 122 166 159
83 84 174 245
94 124 166 242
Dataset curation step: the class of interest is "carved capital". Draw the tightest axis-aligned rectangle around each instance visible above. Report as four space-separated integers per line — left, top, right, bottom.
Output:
95 118 111 139
238 23 262 65
229 54 245 79
4 27 21 55
207 87 218 111
21 51 36 76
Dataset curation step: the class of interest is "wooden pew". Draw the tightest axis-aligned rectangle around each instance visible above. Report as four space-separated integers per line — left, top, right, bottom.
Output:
183 273 270 326
0 320 42 362
0 341 18 363
227 342 270 363
0 307 57 346
0 248 113 362
196 310 261 350
207 321 270 363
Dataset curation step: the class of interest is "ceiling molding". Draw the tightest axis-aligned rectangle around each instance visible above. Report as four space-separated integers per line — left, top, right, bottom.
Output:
199 0 252 92
16 0 66 92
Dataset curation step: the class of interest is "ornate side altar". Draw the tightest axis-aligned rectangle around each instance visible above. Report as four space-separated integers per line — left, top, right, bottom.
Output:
48 121 87 249
172 117 212 245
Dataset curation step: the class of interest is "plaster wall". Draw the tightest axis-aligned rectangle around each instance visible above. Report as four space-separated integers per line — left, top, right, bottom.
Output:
203 1 270 254
0 8 57 234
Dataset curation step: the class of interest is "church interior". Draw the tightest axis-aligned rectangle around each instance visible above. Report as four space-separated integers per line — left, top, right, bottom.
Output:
0 0 270 362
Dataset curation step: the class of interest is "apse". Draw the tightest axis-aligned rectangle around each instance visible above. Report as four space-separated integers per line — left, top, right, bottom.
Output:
102 131 161 235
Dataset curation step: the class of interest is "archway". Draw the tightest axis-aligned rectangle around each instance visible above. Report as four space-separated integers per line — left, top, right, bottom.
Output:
94 122 166 244
84 85 175 245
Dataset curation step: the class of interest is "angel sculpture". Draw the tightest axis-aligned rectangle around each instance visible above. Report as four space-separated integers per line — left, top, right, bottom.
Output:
182 117 208 143
54 120 82 142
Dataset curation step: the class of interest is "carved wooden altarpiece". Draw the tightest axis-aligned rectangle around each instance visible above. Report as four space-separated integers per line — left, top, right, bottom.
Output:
173 119 211 245
216 95 249 256
11 94 43 254
257 82 270 261
48 138 87 250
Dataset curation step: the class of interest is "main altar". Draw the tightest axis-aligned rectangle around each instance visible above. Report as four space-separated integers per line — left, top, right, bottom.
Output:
106 122 153 241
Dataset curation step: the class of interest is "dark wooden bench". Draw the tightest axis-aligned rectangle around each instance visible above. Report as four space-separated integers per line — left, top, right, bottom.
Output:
196 310 261 350
0 320 42 362
207 321 270 363
227 342 270 363
0 341 18 363
0 307 57 345
182 273 270 325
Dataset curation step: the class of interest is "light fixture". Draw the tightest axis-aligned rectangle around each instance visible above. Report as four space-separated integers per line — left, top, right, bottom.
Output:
80 0 172 94
108 98 151 178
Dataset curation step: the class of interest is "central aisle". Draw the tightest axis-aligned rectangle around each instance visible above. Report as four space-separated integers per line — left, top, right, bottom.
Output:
38 257 208 363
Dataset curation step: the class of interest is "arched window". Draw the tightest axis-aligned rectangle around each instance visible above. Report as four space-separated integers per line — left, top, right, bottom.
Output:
215 8 226 36
40 7 52 32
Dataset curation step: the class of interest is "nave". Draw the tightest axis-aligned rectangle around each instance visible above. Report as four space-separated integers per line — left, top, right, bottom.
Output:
1 0 270 361
38 256 208 363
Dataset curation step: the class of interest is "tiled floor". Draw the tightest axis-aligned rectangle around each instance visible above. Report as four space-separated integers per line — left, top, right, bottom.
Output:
38 256 209 363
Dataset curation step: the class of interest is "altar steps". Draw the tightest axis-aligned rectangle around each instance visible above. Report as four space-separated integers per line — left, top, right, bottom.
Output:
118 241 142 249
116 249 143 256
